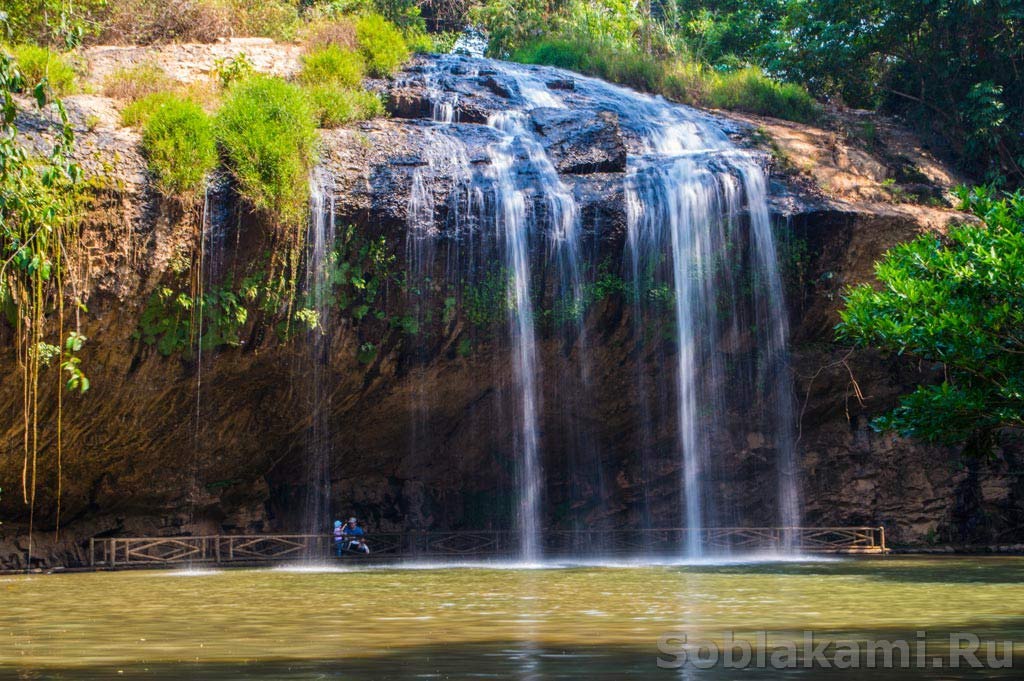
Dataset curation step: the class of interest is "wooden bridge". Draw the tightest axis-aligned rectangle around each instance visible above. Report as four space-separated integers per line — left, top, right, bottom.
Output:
89 526 886 567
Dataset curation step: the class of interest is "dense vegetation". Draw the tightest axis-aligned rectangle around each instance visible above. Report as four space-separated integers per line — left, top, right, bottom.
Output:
467 0 1024 185
5 1 1022 180
838 188 1024 454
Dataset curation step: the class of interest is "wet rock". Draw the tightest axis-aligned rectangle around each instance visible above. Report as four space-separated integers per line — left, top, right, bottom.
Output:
546 78 575 91
530 108 627 174
480 74 516 99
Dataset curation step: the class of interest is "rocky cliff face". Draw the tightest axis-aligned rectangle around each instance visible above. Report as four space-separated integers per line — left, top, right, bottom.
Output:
2 48 1021 568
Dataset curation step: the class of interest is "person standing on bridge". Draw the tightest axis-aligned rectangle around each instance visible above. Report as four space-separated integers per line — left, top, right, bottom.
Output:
333 520 345 557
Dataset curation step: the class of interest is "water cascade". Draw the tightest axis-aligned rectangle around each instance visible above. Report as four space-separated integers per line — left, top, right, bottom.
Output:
388 54 798 559
302 172 337 535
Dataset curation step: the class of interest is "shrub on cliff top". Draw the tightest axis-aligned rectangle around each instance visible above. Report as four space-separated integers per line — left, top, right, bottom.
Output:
305 84 385 127
299 45 365 88
7 44 77 96
302 18 359 53
355 13 410 78
215 75 317 226
512 38 819 124
836 186 1024 454
706 67 819 124
142 96 218 200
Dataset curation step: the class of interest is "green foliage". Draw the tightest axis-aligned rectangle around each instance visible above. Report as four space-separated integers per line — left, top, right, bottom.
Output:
215 75 318 226
355 12 410 77
300 45 365 87
1 46 89 516
120 91 179 127
706 67 819 122
511 36 816 123
0 0 105 46
836 186 1024 451
305 84 384 127
7 44 76 96
213 53 255 89
671 0 1024 184
463 268 510 328
62 331 89 393
137 284 250 356
141 96 218 199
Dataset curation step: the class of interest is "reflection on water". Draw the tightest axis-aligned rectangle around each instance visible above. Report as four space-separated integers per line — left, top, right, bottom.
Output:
2 557 1023 679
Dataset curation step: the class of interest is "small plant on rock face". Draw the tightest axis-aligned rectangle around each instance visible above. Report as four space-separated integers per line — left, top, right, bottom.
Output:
213 53 255 89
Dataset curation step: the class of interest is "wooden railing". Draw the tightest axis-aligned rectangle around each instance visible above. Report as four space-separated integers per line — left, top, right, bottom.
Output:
88 526 886 567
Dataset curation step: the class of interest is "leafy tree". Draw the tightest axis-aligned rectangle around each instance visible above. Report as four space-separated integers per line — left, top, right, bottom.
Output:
836 187 1024 454
0 0 106 47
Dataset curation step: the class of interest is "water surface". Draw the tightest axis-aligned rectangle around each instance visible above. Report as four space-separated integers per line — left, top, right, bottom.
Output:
3 556 1022 678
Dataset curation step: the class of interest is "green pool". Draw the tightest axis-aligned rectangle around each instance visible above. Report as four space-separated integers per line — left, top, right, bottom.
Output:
3 556 1022 678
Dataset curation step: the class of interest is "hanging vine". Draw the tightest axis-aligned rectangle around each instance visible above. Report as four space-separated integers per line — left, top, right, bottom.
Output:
1 42 88 559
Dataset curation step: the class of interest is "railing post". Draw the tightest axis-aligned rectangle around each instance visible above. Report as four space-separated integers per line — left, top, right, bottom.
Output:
878 526 886 554
89 538 95 567
110 539 117 567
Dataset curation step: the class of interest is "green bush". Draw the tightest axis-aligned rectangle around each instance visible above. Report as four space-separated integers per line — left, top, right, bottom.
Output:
8 44 76 96
513 39 818 123
121 91 179 127
305 85 385 127
299 45 365 88
1 0 107 45
514 39 666 95
836 187 1024 452
103 62 173 101
142 96 218 199
355 13 410 78
706 67 820 123
512 39 590 72
216 76 318 226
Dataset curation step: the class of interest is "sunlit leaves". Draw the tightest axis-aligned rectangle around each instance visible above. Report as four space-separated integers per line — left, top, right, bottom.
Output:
836 187 1024 450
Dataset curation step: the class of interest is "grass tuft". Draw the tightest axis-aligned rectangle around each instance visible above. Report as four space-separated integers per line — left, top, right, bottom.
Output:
706 67 819 122
103 62 173 101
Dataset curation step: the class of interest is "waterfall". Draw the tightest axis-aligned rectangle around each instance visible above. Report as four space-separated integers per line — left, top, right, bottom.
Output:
302 171 336 536
399 54 800 559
